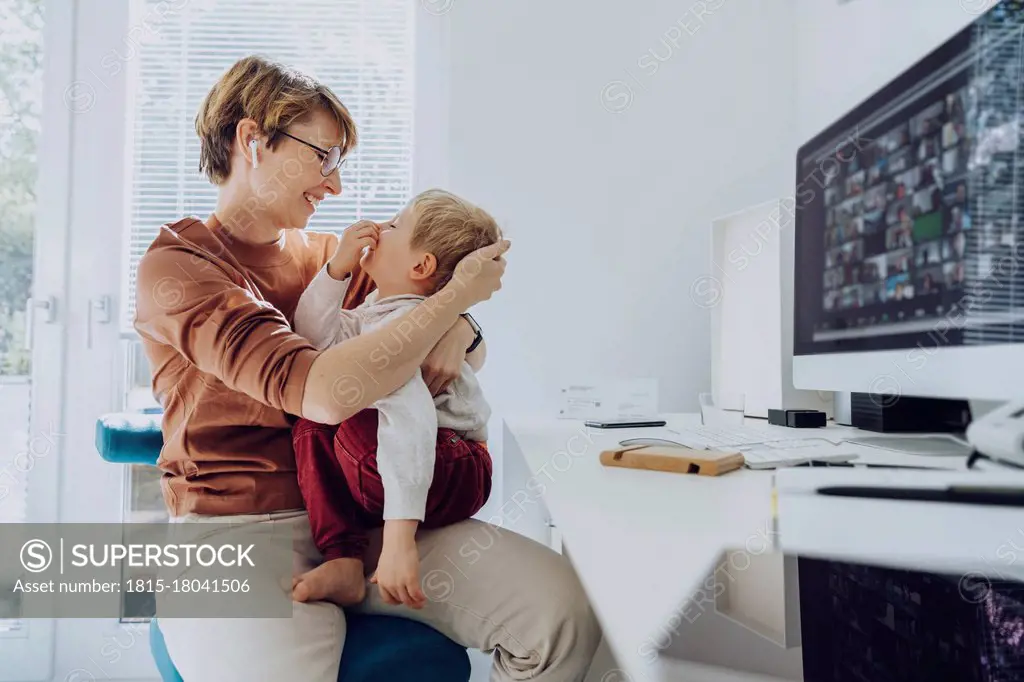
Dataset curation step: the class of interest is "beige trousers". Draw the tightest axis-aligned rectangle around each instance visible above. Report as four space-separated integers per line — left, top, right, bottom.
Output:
158 511 601 682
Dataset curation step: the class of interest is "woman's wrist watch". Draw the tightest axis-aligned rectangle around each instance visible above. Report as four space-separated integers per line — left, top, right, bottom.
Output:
461 313 483 353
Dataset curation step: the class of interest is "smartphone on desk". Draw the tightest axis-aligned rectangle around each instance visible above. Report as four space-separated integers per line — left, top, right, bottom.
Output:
584 418 667 429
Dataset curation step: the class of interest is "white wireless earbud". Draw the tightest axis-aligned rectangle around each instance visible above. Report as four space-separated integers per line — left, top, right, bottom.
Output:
249 139 259 169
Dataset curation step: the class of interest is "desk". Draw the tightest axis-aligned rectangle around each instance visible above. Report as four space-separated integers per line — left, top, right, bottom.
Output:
776 466 1024 582
502 413 1024 682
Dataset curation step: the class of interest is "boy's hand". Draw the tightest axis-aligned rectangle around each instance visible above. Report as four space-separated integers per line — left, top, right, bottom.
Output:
370 520 426 609
329 220 380 279
421 318 475 396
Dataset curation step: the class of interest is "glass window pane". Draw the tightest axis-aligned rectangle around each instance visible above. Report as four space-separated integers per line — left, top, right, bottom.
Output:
0 0 43 635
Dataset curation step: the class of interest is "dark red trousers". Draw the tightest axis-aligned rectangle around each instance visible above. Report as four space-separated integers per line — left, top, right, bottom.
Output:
293 408 493 561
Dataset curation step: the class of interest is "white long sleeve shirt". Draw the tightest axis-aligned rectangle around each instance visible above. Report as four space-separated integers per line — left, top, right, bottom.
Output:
293 265 491 521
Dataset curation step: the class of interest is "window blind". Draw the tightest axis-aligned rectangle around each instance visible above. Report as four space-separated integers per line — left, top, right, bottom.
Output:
121 0 415 331
964 12 1024 345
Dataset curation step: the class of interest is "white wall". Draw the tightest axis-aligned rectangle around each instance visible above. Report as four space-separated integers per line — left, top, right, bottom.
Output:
437 0 798 418
436 3 800 680
792 0 986 406
440 2 990 680
443 0 982 416
795 0 977 144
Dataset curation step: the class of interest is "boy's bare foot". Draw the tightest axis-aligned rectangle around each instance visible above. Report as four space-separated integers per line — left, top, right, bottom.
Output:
292 557 366 606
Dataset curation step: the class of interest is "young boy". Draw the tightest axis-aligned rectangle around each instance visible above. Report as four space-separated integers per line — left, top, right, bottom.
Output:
290 188 500 608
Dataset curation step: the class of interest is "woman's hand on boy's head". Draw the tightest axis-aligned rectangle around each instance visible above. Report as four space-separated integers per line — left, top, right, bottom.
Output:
329 220 380 279
448 239 510 307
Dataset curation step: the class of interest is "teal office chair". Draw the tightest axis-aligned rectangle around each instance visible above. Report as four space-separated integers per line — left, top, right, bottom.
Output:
96 411 471 682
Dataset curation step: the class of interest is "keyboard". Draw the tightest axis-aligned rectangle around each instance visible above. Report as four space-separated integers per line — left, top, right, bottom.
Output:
619 424 856 469
664 424 795 449
739 446 857 469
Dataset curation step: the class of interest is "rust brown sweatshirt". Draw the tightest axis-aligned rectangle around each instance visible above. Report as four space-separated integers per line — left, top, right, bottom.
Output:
134 214 374 516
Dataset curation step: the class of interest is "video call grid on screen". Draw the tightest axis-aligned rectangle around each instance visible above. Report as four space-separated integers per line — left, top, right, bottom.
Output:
793 5 1024 356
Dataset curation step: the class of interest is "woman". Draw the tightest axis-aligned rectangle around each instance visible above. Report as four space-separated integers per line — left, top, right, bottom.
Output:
134 56 600 681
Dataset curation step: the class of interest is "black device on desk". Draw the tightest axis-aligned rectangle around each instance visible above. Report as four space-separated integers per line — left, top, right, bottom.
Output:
768 408 827 428
584 418 667 429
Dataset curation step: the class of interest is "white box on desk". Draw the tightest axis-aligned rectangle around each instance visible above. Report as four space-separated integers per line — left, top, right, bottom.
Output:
710 199 832 419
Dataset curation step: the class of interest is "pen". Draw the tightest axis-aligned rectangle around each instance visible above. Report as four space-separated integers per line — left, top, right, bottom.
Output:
795 461 936 470
816 485 1024 507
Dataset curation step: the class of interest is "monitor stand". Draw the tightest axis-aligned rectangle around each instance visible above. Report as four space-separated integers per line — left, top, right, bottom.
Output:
850 392 972 434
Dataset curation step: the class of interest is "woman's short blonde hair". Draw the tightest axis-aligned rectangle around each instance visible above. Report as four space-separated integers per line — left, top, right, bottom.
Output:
195 55 357 184
410 189 502 293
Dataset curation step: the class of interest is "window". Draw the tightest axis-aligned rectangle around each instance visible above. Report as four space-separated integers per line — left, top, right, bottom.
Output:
0 0 42 525
0 0 42 637
120 0 415 414
118 0 417 526
121 0 416 335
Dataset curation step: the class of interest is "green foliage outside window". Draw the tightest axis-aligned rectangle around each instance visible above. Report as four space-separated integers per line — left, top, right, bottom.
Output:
0 0 42 375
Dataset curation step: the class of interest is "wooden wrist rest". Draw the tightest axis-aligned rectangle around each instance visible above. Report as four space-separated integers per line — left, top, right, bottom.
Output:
599 444 743 476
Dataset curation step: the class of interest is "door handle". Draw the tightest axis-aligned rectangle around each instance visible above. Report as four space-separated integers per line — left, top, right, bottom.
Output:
86 295 112 350
24 296 58 351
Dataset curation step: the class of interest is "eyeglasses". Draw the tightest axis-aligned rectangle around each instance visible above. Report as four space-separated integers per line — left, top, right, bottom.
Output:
278 130 347 176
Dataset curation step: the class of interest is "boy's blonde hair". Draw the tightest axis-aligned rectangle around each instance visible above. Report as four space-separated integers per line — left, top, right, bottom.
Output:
409 189 502 293
195 55 357 184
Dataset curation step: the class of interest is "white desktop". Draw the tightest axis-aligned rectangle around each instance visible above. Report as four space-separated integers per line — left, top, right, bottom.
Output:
502 414 1024 682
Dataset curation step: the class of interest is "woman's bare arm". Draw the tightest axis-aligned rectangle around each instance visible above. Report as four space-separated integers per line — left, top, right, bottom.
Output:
300 288 469 424
134 236 507 425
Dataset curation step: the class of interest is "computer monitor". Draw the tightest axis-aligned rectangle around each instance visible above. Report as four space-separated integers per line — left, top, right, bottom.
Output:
793 2 1024 401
